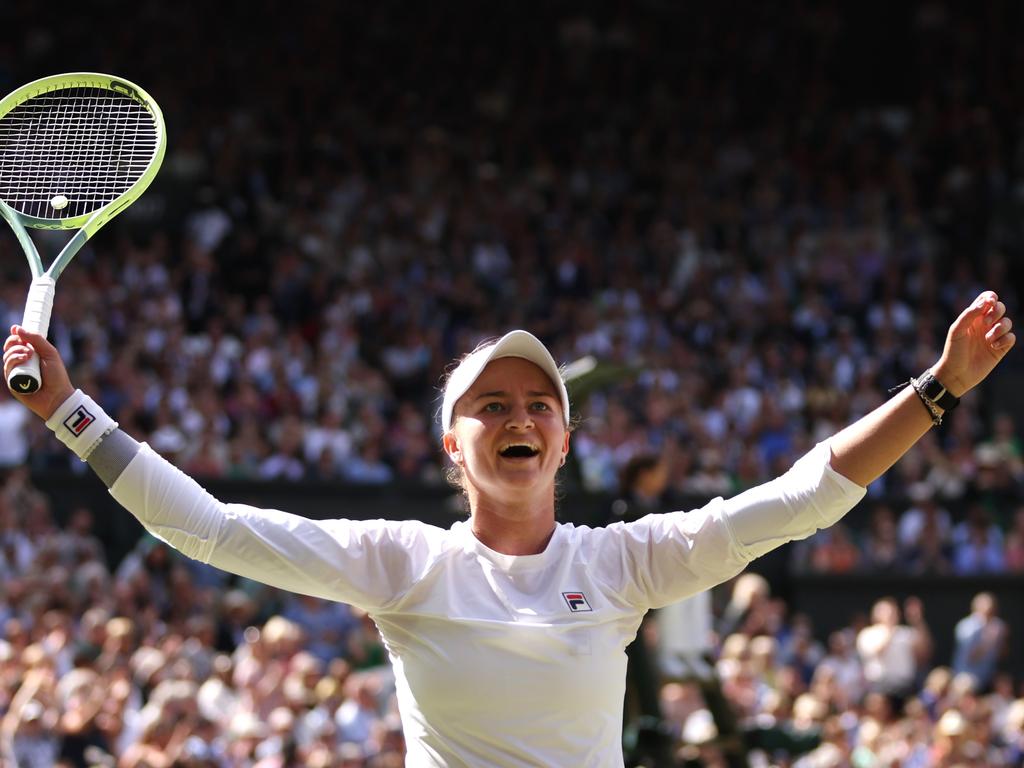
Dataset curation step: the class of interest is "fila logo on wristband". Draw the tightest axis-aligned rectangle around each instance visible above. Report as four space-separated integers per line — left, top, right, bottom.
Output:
63 405 96 436
46 390 117 462
562 592 592 612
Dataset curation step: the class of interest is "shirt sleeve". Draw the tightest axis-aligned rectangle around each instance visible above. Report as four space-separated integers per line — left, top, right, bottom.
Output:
108 442 445 611
588 440 866 609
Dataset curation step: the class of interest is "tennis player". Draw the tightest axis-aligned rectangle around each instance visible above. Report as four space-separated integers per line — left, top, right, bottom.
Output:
2 291 1015 767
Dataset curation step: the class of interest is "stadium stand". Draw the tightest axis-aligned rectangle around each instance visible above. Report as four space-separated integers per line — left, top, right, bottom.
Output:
0 2 1022 765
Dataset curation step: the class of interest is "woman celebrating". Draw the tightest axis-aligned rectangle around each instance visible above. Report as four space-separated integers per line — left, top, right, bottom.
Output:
2 291 1015 767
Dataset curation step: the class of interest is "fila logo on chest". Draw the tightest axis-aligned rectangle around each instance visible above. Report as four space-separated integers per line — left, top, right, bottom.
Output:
562 591 592 612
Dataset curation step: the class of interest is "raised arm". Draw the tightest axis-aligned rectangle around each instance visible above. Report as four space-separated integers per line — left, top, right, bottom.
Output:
5 324 132 483
829 291 1015 487
3 325 439 611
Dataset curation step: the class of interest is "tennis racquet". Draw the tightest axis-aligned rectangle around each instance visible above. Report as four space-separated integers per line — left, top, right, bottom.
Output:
0 72 166 393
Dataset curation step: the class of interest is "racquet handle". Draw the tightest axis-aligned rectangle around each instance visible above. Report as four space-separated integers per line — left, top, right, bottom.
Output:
7 276 56 394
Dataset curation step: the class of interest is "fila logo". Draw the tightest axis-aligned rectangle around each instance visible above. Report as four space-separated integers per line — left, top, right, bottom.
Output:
562 592 592 612
63 405 95 436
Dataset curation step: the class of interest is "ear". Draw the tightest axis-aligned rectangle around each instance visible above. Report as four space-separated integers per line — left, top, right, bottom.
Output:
442 430 463 465
561 431 570 463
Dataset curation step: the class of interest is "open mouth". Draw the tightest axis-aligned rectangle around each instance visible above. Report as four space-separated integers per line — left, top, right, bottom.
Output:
499 444 541 459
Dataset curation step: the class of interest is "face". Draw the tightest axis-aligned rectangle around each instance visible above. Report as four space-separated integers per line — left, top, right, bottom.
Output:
443 357 569 506
872 599 899 626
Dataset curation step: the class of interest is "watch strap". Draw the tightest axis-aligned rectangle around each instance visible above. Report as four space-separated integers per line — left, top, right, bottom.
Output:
916 370 960 411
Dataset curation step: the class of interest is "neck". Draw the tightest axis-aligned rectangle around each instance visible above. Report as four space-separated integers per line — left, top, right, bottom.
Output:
468 491 557 556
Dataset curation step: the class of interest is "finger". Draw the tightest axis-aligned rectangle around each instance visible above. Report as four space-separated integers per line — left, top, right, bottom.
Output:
2 344 33 365
3 330 30 352
10 326 56 357
3 346 27 366
986 316 1013 341
3 336 22 353
3 353 32 380
951 292 998 334
983 301 1006 325
994 331 1016 353
11 325 42 343
971 290 998 310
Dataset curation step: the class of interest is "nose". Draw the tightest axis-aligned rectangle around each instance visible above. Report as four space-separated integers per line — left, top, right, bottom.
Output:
505 402 535 429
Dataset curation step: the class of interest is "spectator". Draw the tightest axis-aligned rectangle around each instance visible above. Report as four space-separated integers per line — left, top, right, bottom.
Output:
303 408 354 477
259 416 307 482
904 513 954 575
55 507 105 568
0 386 31 469
606 453 677 767
807 523 861 574
779 614 826 686
718 574 771 640
898 484 952 551
859 503 903 572
966 445 1021 528
345 609 388 672
952 592 1008 693
1 668 61 768
280 594 357 667
1003 698 1024 766
856 597 932 707
335 674 382 750
814 630 865 709
342 440 395 485
952 504 1006 574
1004 506 1024 572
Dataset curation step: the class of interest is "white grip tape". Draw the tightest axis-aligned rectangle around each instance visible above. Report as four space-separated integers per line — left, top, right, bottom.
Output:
22 275 56 335
7 277 57 392
45 389 118 461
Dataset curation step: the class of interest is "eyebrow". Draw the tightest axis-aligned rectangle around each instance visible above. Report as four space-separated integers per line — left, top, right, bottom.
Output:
473 390 558 400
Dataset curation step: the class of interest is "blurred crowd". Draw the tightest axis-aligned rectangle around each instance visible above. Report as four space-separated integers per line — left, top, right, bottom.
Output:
1 0 1024 766
793 482 1024 577
0 2 1021 507
650 575 1021 768
0 468 401 767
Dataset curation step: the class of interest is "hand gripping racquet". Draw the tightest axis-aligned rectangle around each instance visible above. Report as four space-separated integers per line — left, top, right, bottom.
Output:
0 72 166 393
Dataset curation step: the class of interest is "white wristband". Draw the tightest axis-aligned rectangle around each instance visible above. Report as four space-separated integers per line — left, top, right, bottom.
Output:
45 389 119 461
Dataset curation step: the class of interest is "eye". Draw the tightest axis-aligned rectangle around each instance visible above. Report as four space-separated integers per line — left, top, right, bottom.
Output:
530 401 550 411
483 402 505 413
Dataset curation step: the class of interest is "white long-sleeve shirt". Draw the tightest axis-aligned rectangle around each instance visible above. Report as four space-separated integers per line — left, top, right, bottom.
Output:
107 439 864 767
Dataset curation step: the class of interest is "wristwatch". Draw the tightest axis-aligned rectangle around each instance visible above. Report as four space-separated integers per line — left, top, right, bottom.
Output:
915 370 960 411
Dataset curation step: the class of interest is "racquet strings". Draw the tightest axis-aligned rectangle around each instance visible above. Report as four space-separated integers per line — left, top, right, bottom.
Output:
0 86 160 220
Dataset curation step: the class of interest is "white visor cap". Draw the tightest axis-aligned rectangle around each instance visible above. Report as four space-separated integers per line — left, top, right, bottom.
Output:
441 330 570 432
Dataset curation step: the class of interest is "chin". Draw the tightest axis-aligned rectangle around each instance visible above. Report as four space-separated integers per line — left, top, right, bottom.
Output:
481 467 555 494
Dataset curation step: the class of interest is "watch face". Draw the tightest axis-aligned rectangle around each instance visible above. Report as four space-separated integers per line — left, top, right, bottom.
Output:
920 372 959 410
922 375 944 400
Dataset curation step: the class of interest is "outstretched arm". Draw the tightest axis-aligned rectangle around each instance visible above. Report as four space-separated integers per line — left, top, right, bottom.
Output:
3 324 438 611
4 325 135 482
829 291 1015 487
